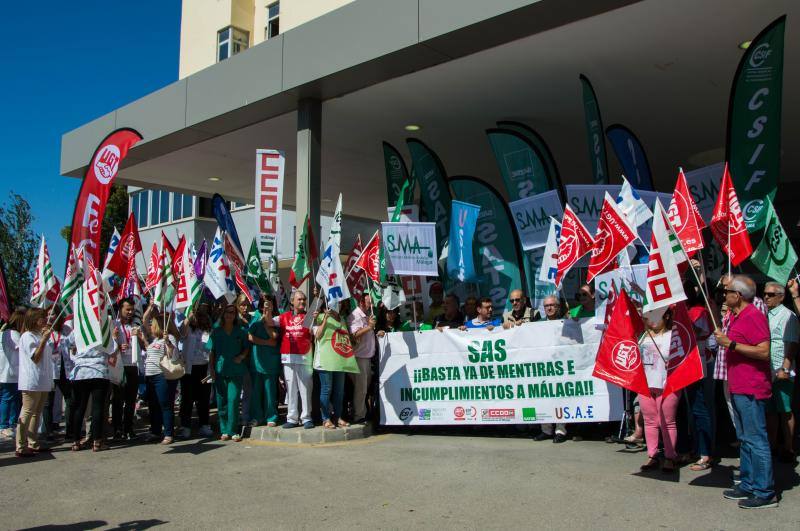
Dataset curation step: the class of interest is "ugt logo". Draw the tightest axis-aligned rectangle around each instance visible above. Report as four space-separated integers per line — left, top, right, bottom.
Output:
611 340 640 372
93 145 121 184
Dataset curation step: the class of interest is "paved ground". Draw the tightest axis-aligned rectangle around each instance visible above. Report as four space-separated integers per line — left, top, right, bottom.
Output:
1 430 799 530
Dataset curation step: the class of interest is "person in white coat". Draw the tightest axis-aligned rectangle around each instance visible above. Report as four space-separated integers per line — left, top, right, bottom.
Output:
15 308 54 457
0 308 25 438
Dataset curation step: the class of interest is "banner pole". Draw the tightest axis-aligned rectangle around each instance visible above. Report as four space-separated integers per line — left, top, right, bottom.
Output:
727 219 732 279
411 279 418 330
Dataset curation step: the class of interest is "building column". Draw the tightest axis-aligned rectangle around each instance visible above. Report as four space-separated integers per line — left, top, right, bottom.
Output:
296 98 322 297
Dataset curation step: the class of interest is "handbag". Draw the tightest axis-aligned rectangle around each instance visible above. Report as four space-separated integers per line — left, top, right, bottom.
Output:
159 352 186 380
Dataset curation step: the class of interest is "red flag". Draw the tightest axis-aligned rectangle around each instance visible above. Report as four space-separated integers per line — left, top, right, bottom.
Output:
106 213 143 277
0 256 10 321
602 279 619 329
354 230 381 283
69 129 142 266
161 232 176 260
593 289 650 396
145 243 161 293
171 235 185 282
224 232 246 273
555 205 594 286
118 253 142 302
345 235 367 299
668 169 705 256
662 302 704 396
305 216 319 263
710 164 752 267
233 266 254 304
587 193 637 283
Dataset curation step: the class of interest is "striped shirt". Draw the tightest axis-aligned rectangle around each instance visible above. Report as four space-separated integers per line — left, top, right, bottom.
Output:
144 335 179 377
713 297 768 380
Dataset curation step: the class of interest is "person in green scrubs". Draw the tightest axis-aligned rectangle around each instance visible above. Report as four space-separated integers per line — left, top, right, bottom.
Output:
248 296 281 427
569 283 596 319
207 303 250 441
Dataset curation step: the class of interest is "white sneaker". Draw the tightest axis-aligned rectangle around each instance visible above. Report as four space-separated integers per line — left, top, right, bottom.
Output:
0 427 12 439
198 425 213 437
179 427 191 439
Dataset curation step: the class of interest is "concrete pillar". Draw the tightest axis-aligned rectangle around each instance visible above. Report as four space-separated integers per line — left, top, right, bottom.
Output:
295 98 322 297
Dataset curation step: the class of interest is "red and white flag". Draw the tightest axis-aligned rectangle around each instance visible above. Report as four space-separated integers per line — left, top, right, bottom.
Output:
145 243 161 293
592 289 650 397
106 213 143 277
233 266 254 305
710 163 752 267
345 235 367 299
587 193 637 283
644 200 687 313
0 256 11 321
30 235 60 308
668 169 705 256
354 230 381 283
662 302 704 396
555 205 594 287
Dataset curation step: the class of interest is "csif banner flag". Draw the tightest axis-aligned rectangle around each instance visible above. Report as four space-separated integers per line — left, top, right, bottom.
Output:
254 149 285 258
451 177 524 314
726 16 786 232
447 201 480 282
579 75 609 185
407 139 452 253
70 128 142 267
383 142 413 208
606 124 654 191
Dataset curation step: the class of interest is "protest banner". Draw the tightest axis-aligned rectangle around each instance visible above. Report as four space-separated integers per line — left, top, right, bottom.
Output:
379 319 622 425
254 149 285 259
381 222 438 277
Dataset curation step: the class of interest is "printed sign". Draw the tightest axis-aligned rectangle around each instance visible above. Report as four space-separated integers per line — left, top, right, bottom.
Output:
509 190 564 250
255 149 285 259
382 222 438 277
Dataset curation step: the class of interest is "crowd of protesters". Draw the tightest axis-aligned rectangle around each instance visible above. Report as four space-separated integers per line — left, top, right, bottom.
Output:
1 271 797 509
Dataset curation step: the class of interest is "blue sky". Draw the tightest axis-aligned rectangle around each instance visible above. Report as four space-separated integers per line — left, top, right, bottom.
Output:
0 1 181 274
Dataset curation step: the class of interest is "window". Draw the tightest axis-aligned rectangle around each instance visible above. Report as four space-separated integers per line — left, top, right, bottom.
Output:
131 194 140 226
266 2 279 39
150 191 159 226
218 26 249 62
159 191 170 224
183 194 193 219
198 197 214 219
231 201 253 210
172 193 194 221
138 191 149 228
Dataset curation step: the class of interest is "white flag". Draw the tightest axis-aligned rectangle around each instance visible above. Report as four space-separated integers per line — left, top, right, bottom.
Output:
205 228 235 303
644 200 687 313
30 235 59 308
101 228 122 284
72 264 114 353
616 176 652 229
382 275 407 310
538 218 562 284
175 238 202 311
316 194 350 309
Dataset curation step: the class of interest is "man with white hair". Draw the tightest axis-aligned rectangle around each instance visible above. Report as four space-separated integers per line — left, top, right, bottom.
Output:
533 295 568 443
763 281 797 462
276 290 316 429
714 275 776 509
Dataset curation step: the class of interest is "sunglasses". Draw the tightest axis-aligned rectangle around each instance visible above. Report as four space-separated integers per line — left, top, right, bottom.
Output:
763 292 782 298
543 304 559 309
509 298 522 303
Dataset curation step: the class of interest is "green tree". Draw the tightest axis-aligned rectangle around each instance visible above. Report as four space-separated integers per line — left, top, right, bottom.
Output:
0 192 38 306
61 184 129 261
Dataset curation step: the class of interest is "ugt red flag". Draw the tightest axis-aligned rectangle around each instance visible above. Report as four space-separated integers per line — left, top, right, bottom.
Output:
662 302 704 396
345 235 367 299
710 164 752 267
668 169 705 256
145 243 161 293
354 230 381 283
593 289 649 396
70 129 142 266
587 193 637 283
106 213 143 277
555 205 594 287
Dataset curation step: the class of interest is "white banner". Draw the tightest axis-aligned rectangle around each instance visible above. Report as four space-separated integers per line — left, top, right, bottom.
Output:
255 149 285 259
508 190 564 250
379 319 622 425
538 218 561 284
381 222 438 276
684 162 723 223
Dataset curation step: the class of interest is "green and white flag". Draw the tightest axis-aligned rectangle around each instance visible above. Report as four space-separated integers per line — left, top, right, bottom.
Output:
751 198 797 285
390 180 410 222
73 264 113 353
246 238 271 294
58 245 88 314
30 235 58 308
174 238 202 311
154 243 175 308
289 214 316 288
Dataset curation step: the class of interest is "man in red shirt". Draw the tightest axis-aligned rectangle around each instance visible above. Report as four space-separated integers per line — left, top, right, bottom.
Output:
277 291 316 429
714 275 775 509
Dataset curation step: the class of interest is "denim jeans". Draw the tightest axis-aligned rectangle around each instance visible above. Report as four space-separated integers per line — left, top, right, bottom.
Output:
146 373 179 437
0 382 21 429
318 370 345 422
732 393 775 500
686 360 716 457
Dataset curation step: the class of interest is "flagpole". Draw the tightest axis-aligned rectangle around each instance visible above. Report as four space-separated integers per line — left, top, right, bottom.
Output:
667 220 720 331
410 280 418 330
727 219 732 279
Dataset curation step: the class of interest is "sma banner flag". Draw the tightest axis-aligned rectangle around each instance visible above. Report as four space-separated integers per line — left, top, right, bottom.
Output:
750 198 798 285
592 289 650 396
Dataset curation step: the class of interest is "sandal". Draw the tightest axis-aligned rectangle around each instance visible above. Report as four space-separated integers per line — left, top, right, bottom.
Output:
92 441 107 452
231 434 242 442
15 448 36 458
662 459 676 473
220 434 231 441
71 443 83 452
640 458 659 471
337 419 350 428
689 459 713 471
624 434 644 444
160 437 174 445
322 420 336 430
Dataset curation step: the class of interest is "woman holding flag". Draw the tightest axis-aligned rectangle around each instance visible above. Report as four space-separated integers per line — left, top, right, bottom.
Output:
0 308 24 439
638 309 680 473
314 306 359 429
15 308 54 457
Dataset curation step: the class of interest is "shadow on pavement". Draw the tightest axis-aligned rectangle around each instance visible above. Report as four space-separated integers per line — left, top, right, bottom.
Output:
20 519 167 530
162 439 225 456
632 469 681 483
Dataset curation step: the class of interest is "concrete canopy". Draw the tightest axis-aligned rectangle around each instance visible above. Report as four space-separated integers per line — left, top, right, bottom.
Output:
61 0 799 220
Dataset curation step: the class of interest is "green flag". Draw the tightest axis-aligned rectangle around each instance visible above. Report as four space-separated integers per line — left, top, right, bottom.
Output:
289 214 313 288
246 239 271 294
407 139 452 252
579 74 609 185
390 180 409 222
750 199 797 285
727 16 786 232
383 142 413 208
